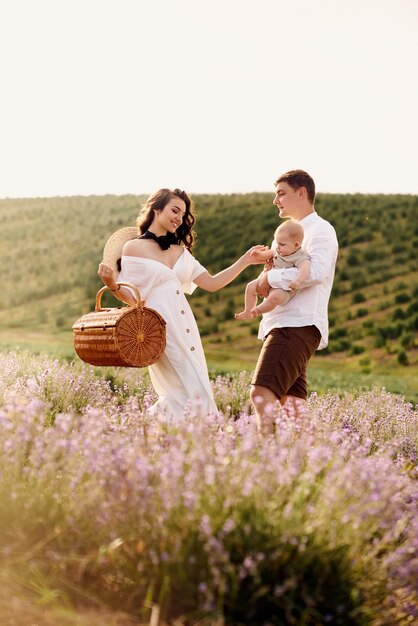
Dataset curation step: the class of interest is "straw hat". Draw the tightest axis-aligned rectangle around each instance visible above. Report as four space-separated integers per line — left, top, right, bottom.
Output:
102 226 138 274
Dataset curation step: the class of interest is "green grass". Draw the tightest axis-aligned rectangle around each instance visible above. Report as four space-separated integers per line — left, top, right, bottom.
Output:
308 361 418 405
0 330 75 361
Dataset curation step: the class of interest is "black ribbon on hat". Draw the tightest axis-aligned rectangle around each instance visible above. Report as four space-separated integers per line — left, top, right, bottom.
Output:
139 230 176 250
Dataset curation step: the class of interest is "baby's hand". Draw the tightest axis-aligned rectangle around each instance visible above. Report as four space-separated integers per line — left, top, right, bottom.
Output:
289 279 301 291
249 245 270 258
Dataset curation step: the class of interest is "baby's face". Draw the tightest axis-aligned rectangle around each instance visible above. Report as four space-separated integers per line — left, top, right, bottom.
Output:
274 233 299 256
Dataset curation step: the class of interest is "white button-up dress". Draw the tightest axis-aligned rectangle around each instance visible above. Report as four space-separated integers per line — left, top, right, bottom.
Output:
118 249 217 419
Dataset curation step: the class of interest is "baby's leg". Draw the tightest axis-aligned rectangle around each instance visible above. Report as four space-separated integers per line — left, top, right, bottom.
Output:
235 279 259 320
252 288 292 316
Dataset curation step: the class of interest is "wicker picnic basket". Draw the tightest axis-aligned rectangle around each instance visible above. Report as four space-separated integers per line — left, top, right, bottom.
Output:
72 283 166 367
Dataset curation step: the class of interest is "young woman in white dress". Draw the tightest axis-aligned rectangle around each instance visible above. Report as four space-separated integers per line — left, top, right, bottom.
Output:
98 188 266 419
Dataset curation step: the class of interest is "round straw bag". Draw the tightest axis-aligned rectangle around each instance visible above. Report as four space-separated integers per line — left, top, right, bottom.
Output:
72 283 166 367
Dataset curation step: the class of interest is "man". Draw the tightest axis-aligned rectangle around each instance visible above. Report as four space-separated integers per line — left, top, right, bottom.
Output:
250 170 338 435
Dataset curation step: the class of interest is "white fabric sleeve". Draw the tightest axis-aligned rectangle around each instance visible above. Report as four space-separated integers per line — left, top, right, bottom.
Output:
181 249 207 295
303 232 338 286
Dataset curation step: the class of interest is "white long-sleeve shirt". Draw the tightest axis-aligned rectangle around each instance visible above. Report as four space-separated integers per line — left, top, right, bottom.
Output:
258 212 338 350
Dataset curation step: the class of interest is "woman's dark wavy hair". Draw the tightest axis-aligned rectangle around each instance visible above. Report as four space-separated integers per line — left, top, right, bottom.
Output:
136 188 196 251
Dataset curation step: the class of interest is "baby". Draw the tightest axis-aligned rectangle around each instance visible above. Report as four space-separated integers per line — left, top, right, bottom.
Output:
235 220 311 320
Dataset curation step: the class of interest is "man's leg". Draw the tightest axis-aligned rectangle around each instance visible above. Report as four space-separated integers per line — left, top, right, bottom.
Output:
250 384 280 436
279 395 308 418
250 387 307 434
250 326 321 435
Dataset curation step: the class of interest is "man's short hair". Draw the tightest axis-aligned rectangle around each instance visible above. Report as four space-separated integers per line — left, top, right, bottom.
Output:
275 169 315 204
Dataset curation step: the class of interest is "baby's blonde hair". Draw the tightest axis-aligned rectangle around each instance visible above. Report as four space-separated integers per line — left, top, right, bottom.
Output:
274 220 304 244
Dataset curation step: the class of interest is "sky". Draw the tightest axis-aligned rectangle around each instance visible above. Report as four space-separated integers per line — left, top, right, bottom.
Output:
1 0 417 198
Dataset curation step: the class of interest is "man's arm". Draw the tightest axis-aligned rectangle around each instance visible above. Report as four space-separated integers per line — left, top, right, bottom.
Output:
303 231 338 285
289 259 311 290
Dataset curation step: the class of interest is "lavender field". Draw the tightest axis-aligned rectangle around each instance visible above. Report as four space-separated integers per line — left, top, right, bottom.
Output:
1 351 417 625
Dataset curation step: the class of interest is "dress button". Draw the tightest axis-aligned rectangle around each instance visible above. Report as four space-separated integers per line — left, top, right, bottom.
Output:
190 347 195 351
186 329 190 333
176 290 180 294
181 310 185 314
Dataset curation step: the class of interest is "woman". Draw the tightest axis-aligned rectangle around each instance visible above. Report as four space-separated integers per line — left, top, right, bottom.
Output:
98 188 265 419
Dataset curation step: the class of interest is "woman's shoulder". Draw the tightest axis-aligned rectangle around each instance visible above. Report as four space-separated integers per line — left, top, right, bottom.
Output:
122 238 147 256
180 246 199 263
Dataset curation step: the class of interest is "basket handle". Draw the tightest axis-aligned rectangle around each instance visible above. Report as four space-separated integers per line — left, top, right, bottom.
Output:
95 283 143 312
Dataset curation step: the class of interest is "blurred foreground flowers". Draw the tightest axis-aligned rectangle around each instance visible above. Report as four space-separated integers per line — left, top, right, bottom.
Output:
0 351 417 625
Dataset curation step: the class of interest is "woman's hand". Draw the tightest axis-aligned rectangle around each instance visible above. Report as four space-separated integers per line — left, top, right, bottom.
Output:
98 262 118 290
97 262 137 305
243 245 271 265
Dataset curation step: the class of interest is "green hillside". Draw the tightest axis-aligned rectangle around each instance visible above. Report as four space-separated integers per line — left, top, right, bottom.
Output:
1 192 417 398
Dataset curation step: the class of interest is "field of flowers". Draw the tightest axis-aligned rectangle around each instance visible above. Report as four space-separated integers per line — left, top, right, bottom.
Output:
0 351 417 625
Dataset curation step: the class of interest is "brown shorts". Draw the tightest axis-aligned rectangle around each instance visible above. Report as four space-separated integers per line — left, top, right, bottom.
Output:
251 326 321 400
